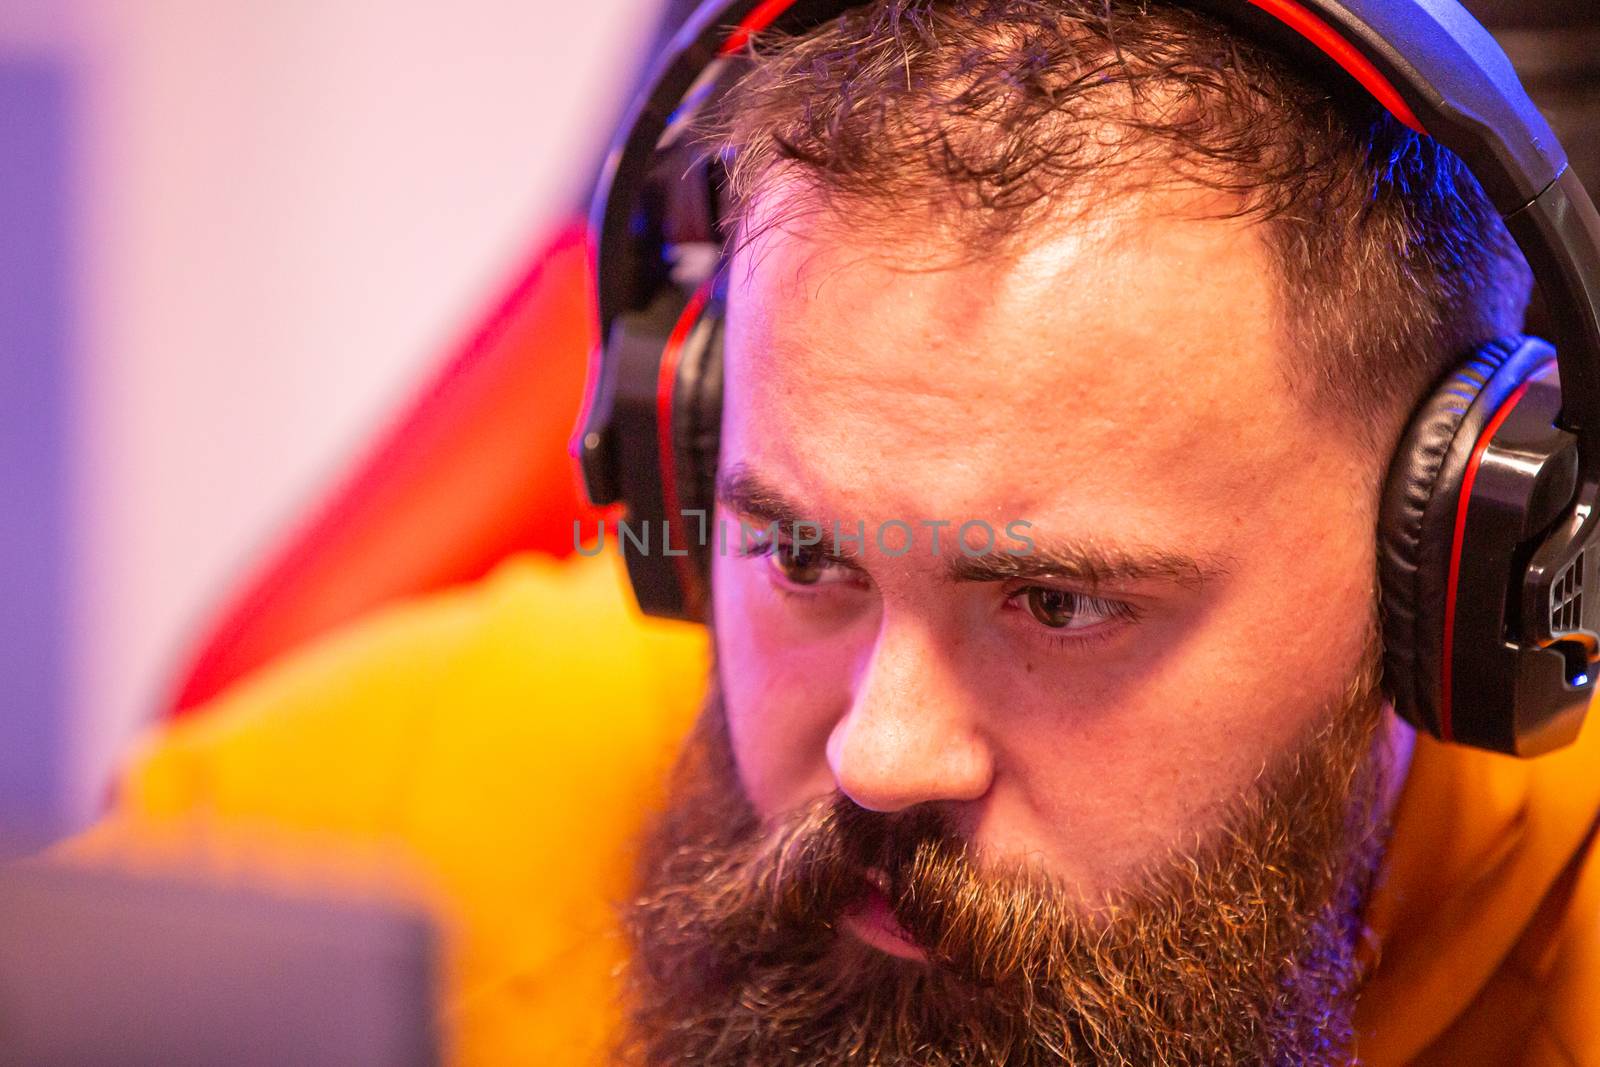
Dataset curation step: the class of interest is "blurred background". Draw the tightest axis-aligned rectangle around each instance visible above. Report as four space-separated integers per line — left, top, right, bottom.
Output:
1 0 1597 851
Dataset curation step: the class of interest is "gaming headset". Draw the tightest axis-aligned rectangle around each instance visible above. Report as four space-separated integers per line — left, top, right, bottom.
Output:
574 0 1600 758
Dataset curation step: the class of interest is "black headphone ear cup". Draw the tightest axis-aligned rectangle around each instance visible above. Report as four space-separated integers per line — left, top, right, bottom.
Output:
670 299 725 597
593 285 721 621
673 302 724 517
1378 335 1555 738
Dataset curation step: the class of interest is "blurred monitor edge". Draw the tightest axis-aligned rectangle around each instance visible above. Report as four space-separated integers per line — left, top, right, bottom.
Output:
0 860 441 1067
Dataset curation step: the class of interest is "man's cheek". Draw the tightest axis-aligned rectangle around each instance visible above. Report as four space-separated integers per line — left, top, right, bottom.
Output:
723 677 841 822
715 564 804 697
714 564 858 819
712 550 800 658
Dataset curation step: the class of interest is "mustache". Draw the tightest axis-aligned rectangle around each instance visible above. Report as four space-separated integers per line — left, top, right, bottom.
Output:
630 789 1092 997
631 793 949 981
630 792 942 959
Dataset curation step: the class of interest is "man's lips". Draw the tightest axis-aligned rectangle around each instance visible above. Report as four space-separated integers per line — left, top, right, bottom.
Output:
840 870 928 962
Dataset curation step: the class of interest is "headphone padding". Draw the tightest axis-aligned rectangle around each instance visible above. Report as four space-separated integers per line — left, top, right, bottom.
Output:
669 298 726 613
1378 335 1554 736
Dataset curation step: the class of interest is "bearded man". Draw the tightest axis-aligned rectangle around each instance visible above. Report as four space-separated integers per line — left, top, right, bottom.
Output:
594 0 1600 1060
72 0 1600 1064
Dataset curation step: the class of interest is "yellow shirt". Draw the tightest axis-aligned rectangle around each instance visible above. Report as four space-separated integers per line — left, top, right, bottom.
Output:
68 550 1600 1065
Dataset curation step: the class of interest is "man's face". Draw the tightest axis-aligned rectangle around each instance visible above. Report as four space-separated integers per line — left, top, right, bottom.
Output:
619 188 1409 1065
711 190 1390 900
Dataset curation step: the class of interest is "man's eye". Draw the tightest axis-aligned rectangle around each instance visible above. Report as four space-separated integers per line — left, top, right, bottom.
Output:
1020 587 1130 631
768 541 838 587
736 532 865 596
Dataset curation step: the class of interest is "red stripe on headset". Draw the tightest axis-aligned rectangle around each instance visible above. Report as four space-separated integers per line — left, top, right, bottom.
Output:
657 284 714 601
1440 380 1533 742
719 0 1425 133
722 0 800 54
570 235 605 464
1245 0 1425 133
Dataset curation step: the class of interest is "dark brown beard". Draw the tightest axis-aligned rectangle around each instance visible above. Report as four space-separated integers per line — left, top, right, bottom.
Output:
618 656 1390 1066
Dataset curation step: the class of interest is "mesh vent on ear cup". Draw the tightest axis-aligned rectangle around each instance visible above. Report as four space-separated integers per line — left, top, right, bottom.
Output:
1551 551 1586 635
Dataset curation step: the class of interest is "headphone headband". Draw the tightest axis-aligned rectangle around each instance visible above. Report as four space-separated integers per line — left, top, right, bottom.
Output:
582 0 1600 464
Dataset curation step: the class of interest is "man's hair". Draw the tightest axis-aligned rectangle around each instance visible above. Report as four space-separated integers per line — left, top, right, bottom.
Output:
702 0 1534 454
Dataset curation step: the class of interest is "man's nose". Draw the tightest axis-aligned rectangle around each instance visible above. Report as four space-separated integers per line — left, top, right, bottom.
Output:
824 617 995 813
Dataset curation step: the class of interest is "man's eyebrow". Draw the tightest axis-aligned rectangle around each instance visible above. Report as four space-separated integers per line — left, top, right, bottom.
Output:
715 464 869 570
946 538 1229 590
716 463 1229 589
715 464 814 530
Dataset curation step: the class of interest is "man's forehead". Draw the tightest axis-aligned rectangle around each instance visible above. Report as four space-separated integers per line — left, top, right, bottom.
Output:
720 189 1305 499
